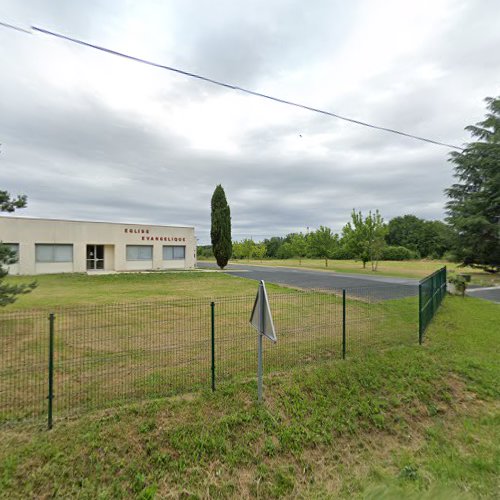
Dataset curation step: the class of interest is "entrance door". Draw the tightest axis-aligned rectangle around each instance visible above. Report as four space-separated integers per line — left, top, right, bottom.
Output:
86 245 104 270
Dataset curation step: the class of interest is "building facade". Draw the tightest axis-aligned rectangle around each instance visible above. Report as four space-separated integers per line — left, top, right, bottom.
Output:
0 217 196 275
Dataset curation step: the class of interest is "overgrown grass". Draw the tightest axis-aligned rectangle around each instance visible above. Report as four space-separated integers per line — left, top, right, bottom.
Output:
1 296 498 498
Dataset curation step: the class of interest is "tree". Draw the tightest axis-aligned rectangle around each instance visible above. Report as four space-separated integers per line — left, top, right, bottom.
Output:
386 215 455 258
364 210 387 271
422 220 456 259
196 245 213 259
342 211 369 268
1 190 36 306
342 210 387 270
262 237 284 258
446 96 500 273
232 241 244 259
290 233 308 264
241 238 256 261
386 215 424 252
308 226 338 267
210 185 232 269
1 190 27 212
276 242 293 259
253 243 267 262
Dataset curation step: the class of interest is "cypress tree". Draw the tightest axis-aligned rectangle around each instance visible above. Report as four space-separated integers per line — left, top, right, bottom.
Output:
210 185 232 269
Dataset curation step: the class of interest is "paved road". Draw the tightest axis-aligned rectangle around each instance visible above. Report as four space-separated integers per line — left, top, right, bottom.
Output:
466 286 500 304
197 262 418 300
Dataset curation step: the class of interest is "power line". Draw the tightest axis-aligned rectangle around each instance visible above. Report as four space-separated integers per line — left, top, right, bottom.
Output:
2 21 496 156
23 24 466 152
0 20 32 34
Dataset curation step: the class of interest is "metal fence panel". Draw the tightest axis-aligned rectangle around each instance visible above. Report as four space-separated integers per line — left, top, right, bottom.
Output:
54 300 210 415
419 266 447 342
345 284 418 356
0 310 48 425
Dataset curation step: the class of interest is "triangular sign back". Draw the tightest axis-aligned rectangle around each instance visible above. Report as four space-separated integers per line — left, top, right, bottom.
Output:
250 281 277 342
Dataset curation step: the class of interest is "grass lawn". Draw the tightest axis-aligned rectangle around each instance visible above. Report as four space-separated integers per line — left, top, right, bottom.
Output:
207 258 499 285
1 277 418 424
0 296 498 498
3 271 291 310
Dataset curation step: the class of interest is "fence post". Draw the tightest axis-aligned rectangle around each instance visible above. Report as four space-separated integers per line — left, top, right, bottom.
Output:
210 302 215 392
342 289 346 359
48 313 55 430
432 274 437 316
418 283 423 345
443 266 447 300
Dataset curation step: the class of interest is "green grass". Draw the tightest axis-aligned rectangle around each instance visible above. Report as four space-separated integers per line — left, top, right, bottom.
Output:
0 296 498 498
213 257 498 284
3 272 291 310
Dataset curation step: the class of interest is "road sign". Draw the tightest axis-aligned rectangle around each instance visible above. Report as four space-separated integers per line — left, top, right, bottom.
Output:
250 280 277 342
249 280 277 402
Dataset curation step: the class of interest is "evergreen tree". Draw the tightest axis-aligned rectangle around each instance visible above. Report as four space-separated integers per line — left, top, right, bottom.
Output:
0 190 36 306
446 96 500 273
210 185 232 269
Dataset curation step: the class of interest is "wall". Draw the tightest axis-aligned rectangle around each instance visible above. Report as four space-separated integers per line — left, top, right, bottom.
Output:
0 217 197 275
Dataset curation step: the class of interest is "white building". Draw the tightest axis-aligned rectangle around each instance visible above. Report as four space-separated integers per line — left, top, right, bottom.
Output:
0 217 196 275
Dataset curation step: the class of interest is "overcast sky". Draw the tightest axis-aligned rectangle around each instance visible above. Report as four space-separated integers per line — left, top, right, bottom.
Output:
0 0 499 243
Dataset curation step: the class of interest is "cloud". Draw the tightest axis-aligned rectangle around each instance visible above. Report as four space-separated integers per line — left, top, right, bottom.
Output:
0 0 499 244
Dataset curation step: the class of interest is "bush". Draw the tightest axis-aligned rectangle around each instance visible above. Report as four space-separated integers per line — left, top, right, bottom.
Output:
442 251 460 263
381 246 419 260
428 251 442 260
330 247 353 260
276 242 294 259
197 246 213 258
448 274 467 296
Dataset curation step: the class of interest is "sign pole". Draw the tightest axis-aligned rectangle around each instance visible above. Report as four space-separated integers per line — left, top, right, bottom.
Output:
258 281 264 402
257 331 263 402
250 280 276 403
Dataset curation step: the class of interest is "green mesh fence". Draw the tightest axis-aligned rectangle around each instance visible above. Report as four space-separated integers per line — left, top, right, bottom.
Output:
419 266 447 343
0 277 433 428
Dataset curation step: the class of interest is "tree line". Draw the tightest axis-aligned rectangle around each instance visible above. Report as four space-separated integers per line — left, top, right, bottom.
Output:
202 210 457 269
207 97 498 273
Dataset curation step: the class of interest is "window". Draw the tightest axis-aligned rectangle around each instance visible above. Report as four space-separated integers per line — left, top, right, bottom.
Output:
126 245 153 261
163 245 185 260
3 243 19 263
35 244 73 263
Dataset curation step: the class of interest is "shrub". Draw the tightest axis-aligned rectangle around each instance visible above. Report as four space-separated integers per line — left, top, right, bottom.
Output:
276 242 293 259
381 246 419 261
330 247 353 260
448 274 467 296
442 251 460 263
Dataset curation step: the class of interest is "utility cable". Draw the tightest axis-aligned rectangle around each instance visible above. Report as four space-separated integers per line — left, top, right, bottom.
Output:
21 24 469 151
2 21 496 155
0 20 32 34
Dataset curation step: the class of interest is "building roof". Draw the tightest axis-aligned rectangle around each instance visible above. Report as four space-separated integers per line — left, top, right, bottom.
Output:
0 215 194 229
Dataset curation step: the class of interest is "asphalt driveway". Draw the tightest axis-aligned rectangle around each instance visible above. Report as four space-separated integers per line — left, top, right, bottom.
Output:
197 262 419 300
466 286 500 304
